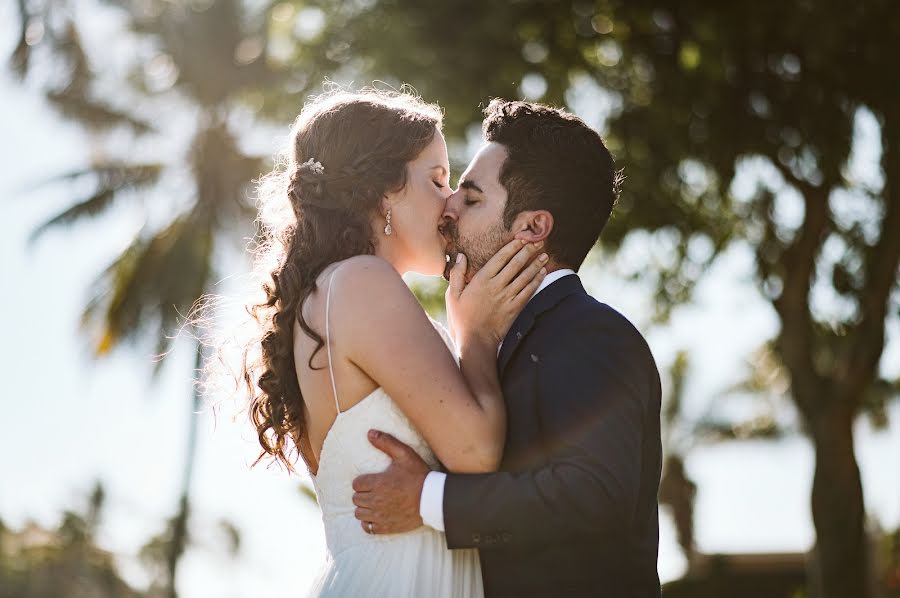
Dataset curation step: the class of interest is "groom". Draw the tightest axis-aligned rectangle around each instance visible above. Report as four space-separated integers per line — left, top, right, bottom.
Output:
352 99 662 597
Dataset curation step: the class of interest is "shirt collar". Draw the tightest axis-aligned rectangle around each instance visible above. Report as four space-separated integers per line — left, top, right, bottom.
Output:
497 268 578 354
530 268 576 302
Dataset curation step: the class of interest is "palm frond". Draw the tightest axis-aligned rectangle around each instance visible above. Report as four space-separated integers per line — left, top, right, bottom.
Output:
27 163 163 242
46 88 154 134
33 162 162 189
80 233 147 354
40 21 153 132
28 187 117 243
154 0 250 107
80 213 215 360
189 124 266 222
54 21 92 91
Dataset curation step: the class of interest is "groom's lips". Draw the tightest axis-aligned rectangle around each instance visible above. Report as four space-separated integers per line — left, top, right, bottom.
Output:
443 246 458 281
443 256 452 281
439 225 455 281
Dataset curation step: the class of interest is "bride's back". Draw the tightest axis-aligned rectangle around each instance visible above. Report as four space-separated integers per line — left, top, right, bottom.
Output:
291 259 465 578
293 259 383 473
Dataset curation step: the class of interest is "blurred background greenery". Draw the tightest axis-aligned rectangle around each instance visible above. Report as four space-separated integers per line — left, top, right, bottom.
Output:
3 1 899 597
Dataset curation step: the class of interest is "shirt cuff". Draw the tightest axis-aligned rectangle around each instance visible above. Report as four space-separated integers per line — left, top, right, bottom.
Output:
419 471 447 531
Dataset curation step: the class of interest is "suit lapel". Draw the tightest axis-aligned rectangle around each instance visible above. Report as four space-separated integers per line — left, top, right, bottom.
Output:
497 308 535 374
497 274 585 376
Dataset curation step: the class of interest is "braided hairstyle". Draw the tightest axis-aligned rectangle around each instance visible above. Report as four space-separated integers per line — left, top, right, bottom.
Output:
246 89 442 471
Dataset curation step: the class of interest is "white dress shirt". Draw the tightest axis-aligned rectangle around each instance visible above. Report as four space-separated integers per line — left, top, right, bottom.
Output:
419 269 577 531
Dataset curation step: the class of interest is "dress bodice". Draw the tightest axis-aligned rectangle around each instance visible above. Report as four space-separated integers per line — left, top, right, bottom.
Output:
310 387 440 555
309 318 455 557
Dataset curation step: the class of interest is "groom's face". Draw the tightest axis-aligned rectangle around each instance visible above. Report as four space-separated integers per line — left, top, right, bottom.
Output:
440 142 514 281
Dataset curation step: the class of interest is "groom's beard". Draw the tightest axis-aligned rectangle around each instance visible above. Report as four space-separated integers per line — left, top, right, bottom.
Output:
439 220 508 282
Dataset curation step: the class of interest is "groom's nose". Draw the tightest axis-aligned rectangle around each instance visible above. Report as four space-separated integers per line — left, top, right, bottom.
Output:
442 189 462 222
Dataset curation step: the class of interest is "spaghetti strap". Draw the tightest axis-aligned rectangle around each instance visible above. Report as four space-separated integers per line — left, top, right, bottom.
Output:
325 267 341 414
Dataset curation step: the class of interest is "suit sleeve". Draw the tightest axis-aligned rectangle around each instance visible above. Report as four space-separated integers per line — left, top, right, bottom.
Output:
442 311 655 549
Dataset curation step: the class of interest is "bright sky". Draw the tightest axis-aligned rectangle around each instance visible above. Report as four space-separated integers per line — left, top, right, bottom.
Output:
1 13 898 596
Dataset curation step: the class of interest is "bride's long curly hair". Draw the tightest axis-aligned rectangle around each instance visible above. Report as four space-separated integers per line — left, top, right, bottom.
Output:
246 89 442 472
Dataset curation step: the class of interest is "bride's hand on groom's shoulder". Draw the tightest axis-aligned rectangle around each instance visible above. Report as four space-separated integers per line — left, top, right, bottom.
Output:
446 239 548 348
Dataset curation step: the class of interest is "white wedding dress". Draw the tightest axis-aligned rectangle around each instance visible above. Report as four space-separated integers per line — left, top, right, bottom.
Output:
305 269 484 597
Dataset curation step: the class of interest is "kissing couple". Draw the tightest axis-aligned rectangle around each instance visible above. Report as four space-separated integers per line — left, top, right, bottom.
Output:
241 87 662 597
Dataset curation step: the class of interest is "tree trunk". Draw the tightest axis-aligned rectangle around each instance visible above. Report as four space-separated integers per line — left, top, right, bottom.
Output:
808 400 869 598
165 345 203 598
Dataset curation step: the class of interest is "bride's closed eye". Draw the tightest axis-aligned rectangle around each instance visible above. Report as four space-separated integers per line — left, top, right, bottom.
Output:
433 181 446 189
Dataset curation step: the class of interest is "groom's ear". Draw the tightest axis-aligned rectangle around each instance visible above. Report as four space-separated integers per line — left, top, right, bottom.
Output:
512 210 554 244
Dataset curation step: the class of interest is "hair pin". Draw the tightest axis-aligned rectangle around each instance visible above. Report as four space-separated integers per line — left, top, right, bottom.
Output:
301 158 325 175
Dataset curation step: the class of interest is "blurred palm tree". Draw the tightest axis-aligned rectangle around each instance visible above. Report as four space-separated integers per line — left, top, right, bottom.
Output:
9 1 309 595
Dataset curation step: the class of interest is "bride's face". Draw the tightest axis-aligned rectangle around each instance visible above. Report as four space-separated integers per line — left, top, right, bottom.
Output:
383 129 452 276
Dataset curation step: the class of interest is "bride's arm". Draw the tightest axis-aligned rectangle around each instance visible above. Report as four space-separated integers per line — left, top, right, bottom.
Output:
334 241 545 473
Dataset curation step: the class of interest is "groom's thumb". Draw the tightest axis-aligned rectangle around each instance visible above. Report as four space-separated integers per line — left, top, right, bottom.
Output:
368 430 414 462
448 253 467 297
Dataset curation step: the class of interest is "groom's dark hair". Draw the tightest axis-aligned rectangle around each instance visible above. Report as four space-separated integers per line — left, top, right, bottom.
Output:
482 99 620 269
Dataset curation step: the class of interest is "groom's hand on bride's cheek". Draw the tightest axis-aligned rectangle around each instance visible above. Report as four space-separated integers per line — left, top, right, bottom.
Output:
351 430 430 535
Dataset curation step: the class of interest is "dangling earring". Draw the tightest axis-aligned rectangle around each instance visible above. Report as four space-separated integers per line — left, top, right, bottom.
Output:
384 208 393 236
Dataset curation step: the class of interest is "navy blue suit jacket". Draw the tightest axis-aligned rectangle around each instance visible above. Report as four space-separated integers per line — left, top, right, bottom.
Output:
443 275 662 597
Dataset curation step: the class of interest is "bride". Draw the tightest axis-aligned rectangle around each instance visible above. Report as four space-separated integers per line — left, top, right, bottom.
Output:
242 88 547 597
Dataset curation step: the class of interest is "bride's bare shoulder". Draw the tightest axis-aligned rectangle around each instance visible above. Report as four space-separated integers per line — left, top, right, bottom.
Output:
329 255 417 310
332 255 403 287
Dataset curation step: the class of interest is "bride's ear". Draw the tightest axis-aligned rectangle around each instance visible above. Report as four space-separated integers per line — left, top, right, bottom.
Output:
512 210 553 243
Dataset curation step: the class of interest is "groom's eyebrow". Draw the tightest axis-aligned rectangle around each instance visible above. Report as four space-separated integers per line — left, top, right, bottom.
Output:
459 179 484 194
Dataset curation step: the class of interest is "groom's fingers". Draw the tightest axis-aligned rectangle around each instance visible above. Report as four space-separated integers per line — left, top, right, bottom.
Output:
368 430 417 463
352 490 374 508
354 506 375 521
352 474 375 493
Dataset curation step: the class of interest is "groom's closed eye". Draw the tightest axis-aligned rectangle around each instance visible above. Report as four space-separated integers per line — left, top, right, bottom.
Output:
459 180 483 206
459 180 484 193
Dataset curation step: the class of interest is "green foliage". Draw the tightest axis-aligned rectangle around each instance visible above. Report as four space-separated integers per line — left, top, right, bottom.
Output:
291 0 899 328
0 483 147 598
298 482 318 506
409 277 449 319
28 163 162 239
0 482 243 598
